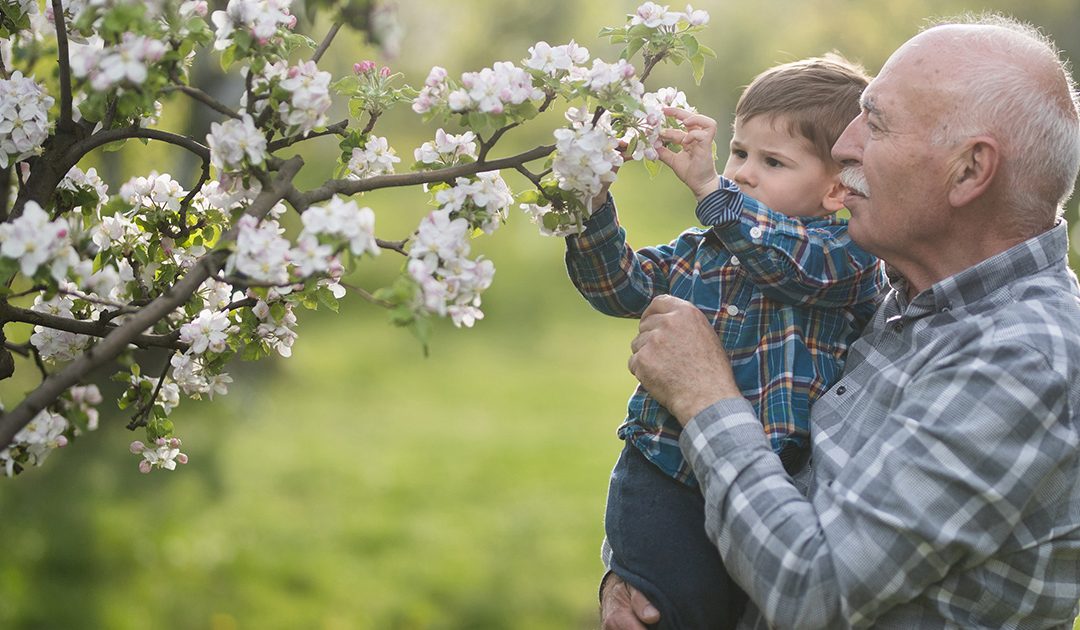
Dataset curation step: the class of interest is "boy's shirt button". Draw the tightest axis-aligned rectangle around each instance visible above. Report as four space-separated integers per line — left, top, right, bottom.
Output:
729 255 741 266
726 304 740 317
749 226 764 239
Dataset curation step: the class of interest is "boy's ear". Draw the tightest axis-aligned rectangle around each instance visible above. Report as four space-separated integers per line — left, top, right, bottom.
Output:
822 178 847 213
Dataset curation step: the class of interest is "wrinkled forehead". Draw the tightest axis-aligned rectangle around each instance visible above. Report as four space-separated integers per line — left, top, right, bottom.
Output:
863 35 958 129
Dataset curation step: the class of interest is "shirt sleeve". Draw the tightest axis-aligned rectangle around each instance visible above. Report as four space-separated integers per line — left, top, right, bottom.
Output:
680 341 1077 629
564 194 683 318
696 177 886 309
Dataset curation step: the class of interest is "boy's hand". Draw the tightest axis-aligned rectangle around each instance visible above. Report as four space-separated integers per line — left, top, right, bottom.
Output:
657 107 720 202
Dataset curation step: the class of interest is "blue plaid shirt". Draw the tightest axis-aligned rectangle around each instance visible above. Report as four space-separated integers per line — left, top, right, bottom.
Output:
566 177 886 486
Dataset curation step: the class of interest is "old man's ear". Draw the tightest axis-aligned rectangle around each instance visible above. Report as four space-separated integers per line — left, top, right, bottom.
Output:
947 137 1000 208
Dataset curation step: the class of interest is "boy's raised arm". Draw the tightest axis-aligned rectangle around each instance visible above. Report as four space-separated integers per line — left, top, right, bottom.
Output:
564 195 681 318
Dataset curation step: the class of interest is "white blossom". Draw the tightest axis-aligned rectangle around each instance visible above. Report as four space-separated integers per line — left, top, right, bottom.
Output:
347 135 400 179
551 108 623 209
207 115 267 172
0 71 53 168
523 40 589 77
299 196 379 258
130 437 188 474
0 201 71 277
227 215 291 284
179 309 236 355
413 129 477 166
412 66 449 114
211 0 295 50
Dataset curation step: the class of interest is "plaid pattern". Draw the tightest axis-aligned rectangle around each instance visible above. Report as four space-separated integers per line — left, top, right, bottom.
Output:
682 220 1080 628
566 179 885 486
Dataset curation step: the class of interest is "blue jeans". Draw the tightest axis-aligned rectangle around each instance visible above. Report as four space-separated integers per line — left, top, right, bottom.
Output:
605 444 747 629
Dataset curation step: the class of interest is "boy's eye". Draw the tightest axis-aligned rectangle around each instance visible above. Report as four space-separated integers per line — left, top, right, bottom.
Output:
731 149 747 159
764 156 783 168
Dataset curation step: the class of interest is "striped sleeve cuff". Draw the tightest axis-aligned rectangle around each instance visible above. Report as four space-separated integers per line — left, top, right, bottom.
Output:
694 177 743 227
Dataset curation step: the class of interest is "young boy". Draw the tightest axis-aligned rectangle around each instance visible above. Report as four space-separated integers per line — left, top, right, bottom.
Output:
565 54 885 628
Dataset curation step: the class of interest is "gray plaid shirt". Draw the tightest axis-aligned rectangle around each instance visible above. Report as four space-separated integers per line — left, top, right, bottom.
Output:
682 220 1080 629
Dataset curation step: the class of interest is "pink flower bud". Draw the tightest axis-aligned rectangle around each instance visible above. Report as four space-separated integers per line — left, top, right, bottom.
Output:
622 63 636 79
169 438 182 448
193 1 208 17
54 435 68 448
155 437 167 446
130 440 145 453
380 66 391 78
285 14 297 29
287 66 300 79
176 453 189 464
355 60 377 75
139 459 152 474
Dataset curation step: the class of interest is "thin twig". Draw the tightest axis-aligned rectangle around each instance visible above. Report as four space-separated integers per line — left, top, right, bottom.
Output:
64 127 211 164
163 85 242 120
342 283 394 308
0 302 187 351
312 22 343 64
223 297 258 312
376 238 408 255
3 341 30 357
514 164 542 188
51 0 74 132
267 119 349 152
29 345 48 381
175 161 211 240
127 352 175 430
360 112 380 136
293 143 555 209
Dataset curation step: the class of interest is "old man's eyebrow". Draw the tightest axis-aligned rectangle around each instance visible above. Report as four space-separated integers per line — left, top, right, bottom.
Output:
861 94 886 125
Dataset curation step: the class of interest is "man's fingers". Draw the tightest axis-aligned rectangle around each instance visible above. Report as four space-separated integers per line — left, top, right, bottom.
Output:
600 574 654 630
629 586 661 624
642 294 686 317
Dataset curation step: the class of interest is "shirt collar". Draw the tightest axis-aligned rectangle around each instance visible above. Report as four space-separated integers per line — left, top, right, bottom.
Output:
893 219 1070 318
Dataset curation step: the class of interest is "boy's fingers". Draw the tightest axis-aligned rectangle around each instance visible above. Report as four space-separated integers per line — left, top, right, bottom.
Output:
662 107 717 131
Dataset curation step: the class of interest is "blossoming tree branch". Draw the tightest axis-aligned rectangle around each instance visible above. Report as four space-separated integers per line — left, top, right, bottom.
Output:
0 0 713 475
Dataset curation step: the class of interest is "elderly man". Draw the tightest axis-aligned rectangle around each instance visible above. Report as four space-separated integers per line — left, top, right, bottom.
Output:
603 15 1080 630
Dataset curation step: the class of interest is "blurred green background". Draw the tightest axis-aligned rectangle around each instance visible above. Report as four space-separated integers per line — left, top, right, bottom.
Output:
3 1 1080 628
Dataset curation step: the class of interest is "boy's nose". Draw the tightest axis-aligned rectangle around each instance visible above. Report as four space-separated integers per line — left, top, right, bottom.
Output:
730 164 755 188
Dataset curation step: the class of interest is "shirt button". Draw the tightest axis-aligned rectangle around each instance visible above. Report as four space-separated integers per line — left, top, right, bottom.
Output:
730 255 741 266
749 227 763 239
893 323 904 332
835 385 847 395
726 304 740 317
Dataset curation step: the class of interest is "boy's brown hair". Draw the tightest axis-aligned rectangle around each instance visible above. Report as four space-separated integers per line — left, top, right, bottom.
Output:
735 52 871 167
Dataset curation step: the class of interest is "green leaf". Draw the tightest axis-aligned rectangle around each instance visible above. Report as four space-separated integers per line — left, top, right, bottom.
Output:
680 34 699 57
407 314 432 357
331 75 361 95
691 53 706 85
317 287 340 312
220 46 236 72
698 44 717 58
624 37 646 61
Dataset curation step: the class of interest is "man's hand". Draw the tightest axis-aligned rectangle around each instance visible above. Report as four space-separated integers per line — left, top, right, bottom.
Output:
628 295 742 424
600 572 661 630
656 107 721 202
